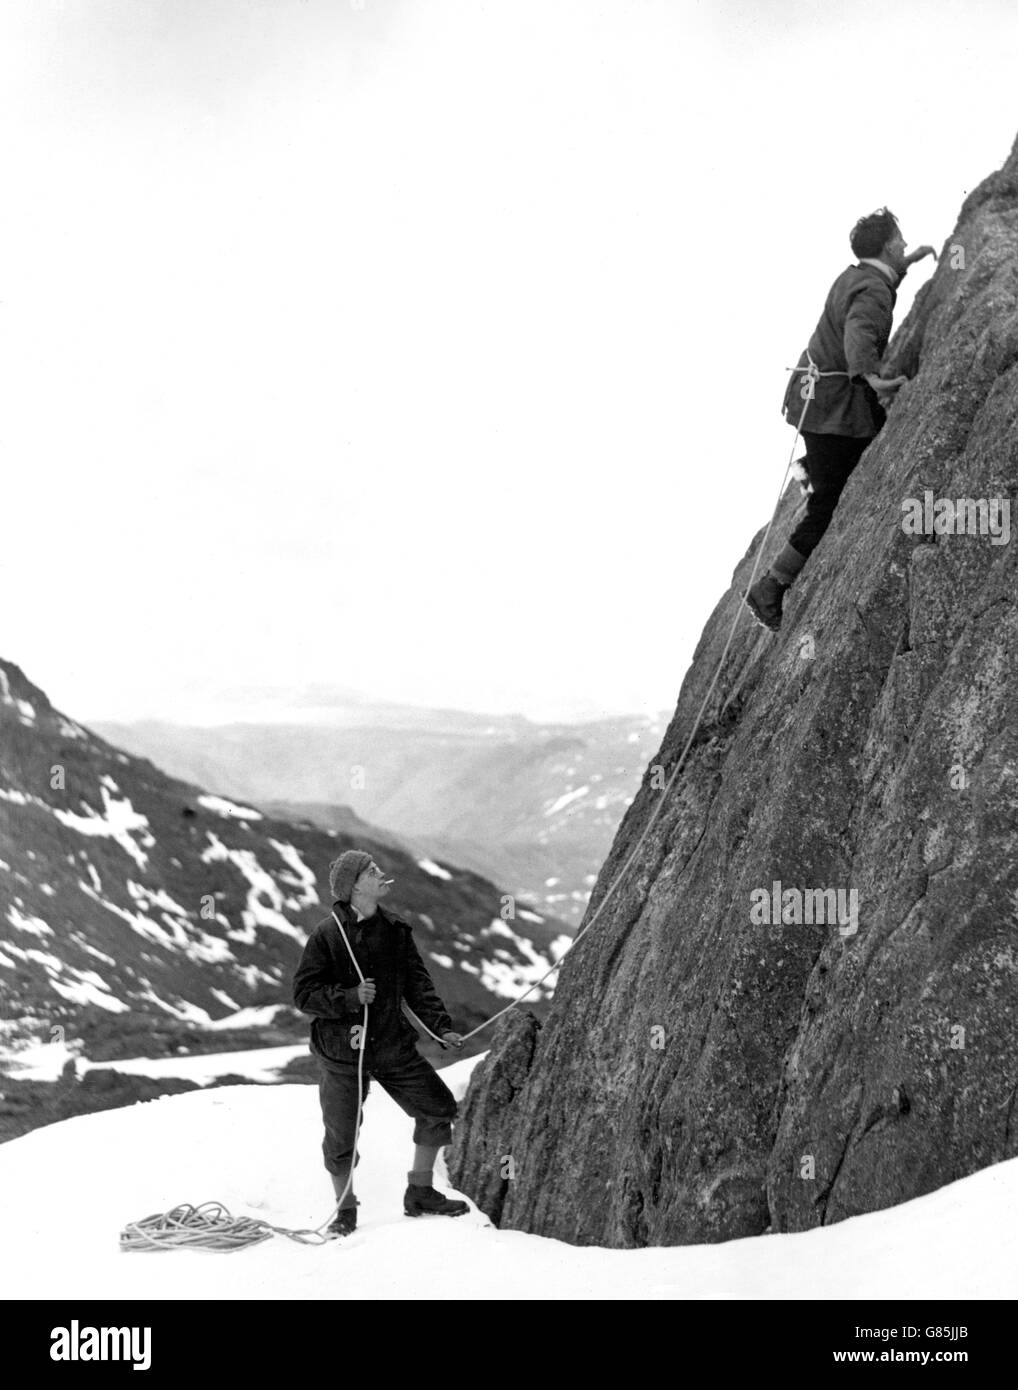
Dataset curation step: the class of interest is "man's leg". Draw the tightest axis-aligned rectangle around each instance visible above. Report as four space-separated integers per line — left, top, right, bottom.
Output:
412 1143 441 1177
788 431 870 560
372 1052 468 1215
746 431 869 629
317 1056 370 1210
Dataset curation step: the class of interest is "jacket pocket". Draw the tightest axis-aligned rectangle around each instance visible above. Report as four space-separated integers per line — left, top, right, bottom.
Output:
314 1017 360 1063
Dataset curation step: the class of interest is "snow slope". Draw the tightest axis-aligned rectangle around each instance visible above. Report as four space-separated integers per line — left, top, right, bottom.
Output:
0 1053 1015 1300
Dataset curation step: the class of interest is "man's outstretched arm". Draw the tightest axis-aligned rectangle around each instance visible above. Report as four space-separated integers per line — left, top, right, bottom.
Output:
864 245 936 394
403 931 455 1041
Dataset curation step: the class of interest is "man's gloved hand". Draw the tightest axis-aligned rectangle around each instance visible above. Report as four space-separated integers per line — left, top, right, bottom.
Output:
441 1031 465 1050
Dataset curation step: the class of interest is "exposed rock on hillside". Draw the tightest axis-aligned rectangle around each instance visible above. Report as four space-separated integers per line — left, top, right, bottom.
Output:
448 132 1018 1246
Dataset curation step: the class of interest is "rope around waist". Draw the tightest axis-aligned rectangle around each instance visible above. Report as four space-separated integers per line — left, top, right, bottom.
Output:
786 349 852 401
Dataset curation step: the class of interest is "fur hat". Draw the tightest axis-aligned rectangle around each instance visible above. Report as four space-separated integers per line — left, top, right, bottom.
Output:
329 849 373 903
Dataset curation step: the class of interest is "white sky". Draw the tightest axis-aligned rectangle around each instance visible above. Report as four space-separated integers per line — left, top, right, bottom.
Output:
3 0 1016 724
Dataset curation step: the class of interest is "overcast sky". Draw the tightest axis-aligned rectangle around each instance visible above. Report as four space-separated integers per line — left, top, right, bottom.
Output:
3 0 1016 725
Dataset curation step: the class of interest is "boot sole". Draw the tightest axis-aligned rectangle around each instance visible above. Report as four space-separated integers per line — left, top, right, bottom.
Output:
403 1207 468 1218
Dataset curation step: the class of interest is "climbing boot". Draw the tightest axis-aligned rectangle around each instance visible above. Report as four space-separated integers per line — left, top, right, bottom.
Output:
326 1201 358 1238
326 1167 358 1238
744 574 788 631
403 1174 469 1218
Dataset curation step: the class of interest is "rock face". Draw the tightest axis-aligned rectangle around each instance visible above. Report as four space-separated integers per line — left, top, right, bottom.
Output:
447 133 1018 1246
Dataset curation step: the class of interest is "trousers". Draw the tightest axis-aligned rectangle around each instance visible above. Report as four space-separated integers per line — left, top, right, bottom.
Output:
316 1047 459 1175
788 430 870 559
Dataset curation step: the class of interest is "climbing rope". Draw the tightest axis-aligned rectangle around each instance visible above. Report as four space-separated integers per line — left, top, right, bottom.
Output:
457 355 825 1039
121 360 823 1253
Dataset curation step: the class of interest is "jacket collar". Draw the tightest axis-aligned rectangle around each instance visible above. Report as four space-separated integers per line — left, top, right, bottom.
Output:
857 256 900 288
332 900 404 929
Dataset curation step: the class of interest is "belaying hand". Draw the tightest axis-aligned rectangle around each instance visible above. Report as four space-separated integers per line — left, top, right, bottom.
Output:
357 978 376 1004
441 1031 465 1050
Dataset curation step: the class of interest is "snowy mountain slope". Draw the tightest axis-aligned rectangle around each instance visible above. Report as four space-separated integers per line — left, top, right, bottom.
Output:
0 1051 1014 1300
0 657 571 1070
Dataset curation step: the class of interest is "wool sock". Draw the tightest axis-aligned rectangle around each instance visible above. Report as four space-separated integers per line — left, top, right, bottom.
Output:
408 1169 433 1188
770 542 808 588
331 1167 357 1210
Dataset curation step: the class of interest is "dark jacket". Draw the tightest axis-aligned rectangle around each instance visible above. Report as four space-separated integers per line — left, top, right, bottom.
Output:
292 901 454 1065
782 261 905 438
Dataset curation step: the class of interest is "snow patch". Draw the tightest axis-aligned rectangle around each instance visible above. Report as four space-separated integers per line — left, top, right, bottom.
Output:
200 832 306 944
69 933 117 967
206 1004 287 1031
1 942 64 973
7 905 54 938
271 840 319 907
417 857 452 881
198 795 264 821
50 975 129 1013
544 785 589 817
53 786 155 871
210 988 242 1012
231 962 282 992
0 668 37 725
139 992 213 1026
477 918 562 999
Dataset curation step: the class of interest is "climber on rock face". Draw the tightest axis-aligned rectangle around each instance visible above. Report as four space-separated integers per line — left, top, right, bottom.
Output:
745 208 936 632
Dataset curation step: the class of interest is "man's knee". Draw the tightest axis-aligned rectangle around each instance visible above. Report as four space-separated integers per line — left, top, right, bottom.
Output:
412 1113 455 1147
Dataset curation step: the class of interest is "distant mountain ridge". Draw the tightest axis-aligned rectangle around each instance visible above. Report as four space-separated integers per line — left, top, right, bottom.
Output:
91 707 668 926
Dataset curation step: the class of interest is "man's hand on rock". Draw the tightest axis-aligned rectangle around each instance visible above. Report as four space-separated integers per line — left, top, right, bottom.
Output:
441 1031 465 1050
865 372 909 400
906 244 937 265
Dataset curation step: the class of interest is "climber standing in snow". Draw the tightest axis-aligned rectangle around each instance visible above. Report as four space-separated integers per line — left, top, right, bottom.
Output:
292 849 469 1237
745 208 936 631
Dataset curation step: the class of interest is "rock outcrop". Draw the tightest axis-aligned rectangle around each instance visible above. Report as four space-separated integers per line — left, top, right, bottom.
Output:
447 132 1018 1246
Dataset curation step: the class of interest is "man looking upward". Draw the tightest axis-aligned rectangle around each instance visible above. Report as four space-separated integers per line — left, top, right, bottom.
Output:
293 849 469 1237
